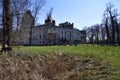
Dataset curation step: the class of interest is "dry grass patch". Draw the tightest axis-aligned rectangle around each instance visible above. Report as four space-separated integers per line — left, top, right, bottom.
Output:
0 51 118 80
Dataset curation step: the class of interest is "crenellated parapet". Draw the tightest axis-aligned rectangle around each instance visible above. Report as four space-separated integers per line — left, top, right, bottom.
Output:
59 22 73 29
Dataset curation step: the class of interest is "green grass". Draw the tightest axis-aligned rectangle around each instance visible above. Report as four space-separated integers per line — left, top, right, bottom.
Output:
10 45 120 79
14 45 120 72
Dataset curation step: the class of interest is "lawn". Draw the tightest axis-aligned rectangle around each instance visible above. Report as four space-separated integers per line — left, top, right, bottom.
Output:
12 45 120 79
14 45 120 61
14 45 120 67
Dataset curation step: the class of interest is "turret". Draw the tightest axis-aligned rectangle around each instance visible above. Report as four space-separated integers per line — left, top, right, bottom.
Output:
45 8 56 26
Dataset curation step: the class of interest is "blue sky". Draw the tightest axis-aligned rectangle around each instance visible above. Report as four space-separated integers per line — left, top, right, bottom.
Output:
38 0 120 30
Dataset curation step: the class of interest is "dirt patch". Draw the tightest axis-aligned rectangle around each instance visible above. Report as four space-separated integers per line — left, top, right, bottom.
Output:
0 52 117 80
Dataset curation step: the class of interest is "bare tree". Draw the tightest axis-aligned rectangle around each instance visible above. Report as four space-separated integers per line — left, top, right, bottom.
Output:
10 0 46 46
103 2 119 45
10 0 30 47
29 0 46 45
0 0 46 51
105 18 112 44
100 24 106 44
1 0 12 52
114 18 120 45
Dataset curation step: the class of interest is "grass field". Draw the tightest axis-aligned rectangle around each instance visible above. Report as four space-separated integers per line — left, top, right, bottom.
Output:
5 45 120 79
14 45 120 66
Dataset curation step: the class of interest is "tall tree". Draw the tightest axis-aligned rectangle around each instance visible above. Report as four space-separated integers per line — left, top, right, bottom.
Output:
105 18 112 44
1 0 12 52
114 19 120 45
11 0 30 46
103 2 119 45
29 0 46 45
0 0 46 51
11 0 46 45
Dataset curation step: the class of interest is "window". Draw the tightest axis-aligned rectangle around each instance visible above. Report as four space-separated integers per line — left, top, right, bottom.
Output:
62 30 63 34
36 35 37 40
33 36 35 40
39 35 41 39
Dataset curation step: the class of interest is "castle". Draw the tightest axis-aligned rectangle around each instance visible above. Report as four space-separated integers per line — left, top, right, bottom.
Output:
20 10 86 45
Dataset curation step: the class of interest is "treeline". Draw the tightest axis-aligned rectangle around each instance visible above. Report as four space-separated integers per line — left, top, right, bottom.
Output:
84 2 120 45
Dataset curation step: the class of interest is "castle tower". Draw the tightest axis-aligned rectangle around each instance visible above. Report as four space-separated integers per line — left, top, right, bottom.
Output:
45 8 55 26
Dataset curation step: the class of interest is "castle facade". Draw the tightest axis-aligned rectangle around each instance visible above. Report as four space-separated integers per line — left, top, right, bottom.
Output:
20 11 86 45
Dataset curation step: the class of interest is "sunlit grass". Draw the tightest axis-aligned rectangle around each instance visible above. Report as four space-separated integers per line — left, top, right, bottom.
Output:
14 45 120 69
1 44 118 79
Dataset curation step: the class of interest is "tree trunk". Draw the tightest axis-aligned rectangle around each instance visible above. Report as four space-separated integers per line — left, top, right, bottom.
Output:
109 12 115 44
29 20 34 45
105 18 112 44
115 21 120 45
1 0 12 52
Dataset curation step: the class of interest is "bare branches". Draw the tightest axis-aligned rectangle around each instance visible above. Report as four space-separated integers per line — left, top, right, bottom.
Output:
30 0 46 22
11 0 29 16
10 0 46 46
0 0 46 51
86 2 120 45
